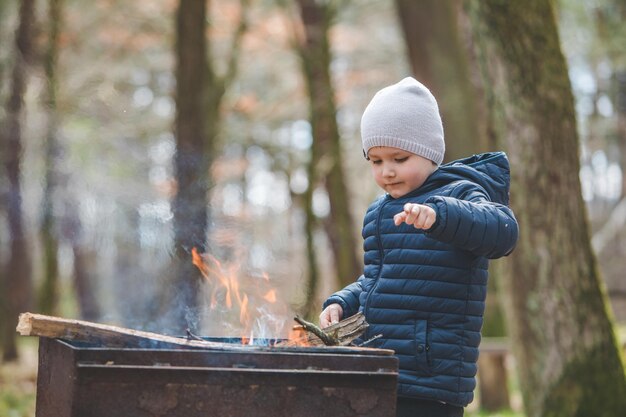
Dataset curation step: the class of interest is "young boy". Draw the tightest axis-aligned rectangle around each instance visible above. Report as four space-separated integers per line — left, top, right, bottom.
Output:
319 77 519 416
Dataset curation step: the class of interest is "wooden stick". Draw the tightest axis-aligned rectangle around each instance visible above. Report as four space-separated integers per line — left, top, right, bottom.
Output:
294 316 338 345
275 312 369 347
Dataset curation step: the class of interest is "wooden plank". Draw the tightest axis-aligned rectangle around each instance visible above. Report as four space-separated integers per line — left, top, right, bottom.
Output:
16 312 233 350
16 312 393 355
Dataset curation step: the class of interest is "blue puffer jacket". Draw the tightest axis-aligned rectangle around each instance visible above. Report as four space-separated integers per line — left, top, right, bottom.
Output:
323 152 518 407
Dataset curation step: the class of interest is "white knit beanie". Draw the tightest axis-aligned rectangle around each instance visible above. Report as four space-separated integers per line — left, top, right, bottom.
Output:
361 77 445 165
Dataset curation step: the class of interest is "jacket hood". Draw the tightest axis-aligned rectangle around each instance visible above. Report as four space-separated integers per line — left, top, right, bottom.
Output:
416 152 511 205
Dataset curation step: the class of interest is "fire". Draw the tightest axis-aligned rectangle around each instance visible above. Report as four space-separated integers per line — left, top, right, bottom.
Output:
240 294 249 324
286 326 310 347
192 247 291 345
263 289 277 303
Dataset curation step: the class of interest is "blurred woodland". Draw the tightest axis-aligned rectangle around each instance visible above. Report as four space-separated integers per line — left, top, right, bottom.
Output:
1 0 626 416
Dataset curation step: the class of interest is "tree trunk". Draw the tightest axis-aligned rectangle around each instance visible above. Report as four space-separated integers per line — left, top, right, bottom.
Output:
1 0 36 362
170 0 208 329
301 145 321 319
468 2 626 416
72 243 100 321
618 70 626 197
296 0 360 291
61 198 100 321
0 2 9 95
39 0 63 316
395 0 486 161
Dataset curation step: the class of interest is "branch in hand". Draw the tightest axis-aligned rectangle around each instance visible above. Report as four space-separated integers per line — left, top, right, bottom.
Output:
294 316 338 345
276 312 369 347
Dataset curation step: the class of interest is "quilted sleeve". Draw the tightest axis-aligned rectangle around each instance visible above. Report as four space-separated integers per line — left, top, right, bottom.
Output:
424 184 519 259
322 275 365 318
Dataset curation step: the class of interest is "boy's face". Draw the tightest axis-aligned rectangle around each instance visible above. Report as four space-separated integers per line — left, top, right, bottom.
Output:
368 146 437 198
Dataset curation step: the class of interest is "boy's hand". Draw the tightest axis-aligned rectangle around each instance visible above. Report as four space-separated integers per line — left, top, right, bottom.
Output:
394 203 436 230
319 304 343 328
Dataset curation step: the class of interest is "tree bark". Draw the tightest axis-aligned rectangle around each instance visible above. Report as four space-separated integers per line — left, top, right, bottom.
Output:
0 2 8 96
1 0 36 362
170 0 209 328
617 70 626 197
468 2 626 416
39 0 63 316
395 0 486 161
302 165 321 319
296 0 360 293
71 240 100 321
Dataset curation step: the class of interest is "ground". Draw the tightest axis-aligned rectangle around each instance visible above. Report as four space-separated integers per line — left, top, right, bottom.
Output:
0 338 37 417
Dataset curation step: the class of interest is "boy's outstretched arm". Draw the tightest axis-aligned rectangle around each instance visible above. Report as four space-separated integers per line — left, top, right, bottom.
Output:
426 186 518 258
396 184 518 259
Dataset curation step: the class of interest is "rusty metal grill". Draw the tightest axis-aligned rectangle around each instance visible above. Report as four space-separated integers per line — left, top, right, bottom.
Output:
35 337 398 417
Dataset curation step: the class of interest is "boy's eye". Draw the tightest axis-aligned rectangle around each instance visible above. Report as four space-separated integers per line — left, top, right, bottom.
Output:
395 157 409 163
371 160 382 165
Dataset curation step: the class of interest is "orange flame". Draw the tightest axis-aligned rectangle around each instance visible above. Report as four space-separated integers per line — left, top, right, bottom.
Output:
263 289 277 303
286 326 310 347
191 247 208 276
191 247 282 345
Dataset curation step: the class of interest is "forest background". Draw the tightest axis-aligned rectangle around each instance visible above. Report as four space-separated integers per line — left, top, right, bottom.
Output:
1 0 625 416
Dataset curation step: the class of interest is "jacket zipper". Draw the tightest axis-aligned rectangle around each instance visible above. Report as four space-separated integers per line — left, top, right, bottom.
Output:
363 197 390 338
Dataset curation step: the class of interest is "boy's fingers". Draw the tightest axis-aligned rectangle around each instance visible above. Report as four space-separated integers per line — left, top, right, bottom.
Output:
319 313 329 328
405 205 421 224
416 210 430 229
394 212 407 226
425 212 436 229
419 208 435 229
320 304 343 328
397 204 434 228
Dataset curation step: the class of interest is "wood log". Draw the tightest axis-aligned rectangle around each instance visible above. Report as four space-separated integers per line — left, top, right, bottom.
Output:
16 312 234 350
275 312 370 347
16 312 390 354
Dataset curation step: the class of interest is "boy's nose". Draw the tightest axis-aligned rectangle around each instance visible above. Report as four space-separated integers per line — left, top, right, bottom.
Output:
383 166 395 177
